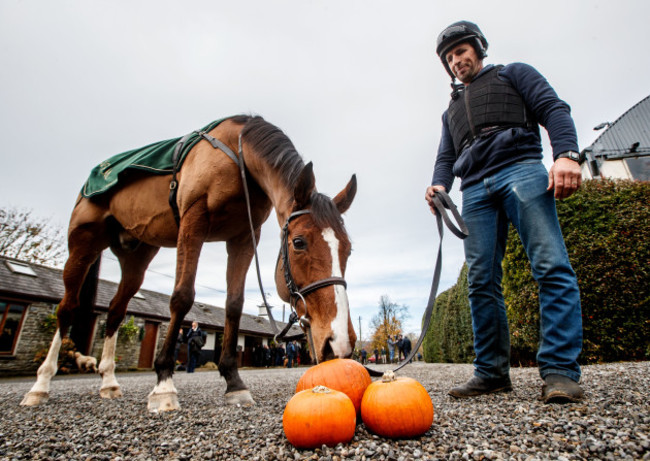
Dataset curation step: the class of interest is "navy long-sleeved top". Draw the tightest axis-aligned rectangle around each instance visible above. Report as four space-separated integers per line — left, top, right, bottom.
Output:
432 63 579 191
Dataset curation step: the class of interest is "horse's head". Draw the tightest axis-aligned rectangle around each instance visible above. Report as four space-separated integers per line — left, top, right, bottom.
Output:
275 163 357 363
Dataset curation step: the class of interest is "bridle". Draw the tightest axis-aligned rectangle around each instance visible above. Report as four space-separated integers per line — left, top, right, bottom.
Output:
280 210 347 314
276 209 348 363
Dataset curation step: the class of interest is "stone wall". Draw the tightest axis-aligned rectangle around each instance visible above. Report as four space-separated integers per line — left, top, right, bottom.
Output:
0 303 171 376
0 302 57 376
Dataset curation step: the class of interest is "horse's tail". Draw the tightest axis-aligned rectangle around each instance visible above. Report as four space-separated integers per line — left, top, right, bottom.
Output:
68 255 101 355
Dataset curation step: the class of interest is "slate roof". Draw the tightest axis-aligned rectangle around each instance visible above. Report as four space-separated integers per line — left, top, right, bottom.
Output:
0 256 301 337
585 95 650 159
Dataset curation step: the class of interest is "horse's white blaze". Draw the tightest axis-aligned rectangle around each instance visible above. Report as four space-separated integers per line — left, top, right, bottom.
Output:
27 329 62 395
322 227 352 358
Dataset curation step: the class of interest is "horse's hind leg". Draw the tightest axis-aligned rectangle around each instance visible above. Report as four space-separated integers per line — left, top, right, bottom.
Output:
220 233 256 406
21 219 107 406
98 242 159 399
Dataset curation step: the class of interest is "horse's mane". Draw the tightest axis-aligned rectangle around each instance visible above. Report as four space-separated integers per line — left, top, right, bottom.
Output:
237 115 346 235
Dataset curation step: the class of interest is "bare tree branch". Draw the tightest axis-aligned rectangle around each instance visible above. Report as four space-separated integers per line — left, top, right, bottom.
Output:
0 207 66 268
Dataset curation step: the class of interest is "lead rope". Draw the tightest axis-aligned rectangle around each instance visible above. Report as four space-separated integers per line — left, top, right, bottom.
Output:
362 190 468 377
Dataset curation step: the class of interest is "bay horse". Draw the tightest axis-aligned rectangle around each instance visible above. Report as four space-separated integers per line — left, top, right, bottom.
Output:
21 115 357 411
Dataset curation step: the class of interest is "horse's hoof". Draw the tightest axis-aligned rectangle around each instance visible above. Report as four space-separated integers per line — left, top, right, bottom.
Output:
225 389 255 407
99 386 123 399
148 392 180 413
20 391 49 406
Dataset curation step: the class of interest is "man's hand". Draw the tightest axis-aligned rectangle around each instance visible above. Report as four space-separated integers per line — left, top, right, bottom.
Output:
548 158 582 199
425 185 447 214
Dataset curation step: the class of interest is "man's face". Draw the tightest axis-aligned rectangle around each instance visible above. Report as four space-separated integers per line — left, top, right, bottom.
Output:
445 41 483 84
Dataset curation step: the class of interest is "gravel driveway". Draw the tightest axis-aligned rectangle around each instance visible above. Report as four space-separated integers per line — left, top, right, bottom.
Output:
1 361 648 460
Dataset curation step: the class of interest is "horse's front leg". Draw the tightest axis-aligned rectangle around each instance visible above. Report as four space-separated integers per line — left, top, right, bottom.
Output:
220 235 256 406
148 203 208 412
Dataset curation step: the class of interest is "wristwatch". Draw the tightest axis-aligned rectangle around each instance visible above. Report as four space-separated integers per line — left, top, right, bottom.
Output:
557 151 584 164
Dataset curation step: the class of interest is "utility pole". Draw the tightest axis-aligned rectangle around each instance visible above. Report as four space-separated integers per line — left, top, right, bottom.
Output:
358 316 362 349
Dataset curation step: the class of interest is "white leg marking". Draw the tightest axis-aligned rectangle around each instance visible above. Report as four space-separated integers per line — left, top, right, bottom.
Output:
21 330 62 405
147 377 180 413
99 333 122 398
322 228 352 358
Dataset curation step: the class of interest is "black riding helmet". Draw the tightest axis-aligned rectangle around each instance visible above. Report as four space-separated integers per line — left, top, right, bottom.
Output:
436 21 488 79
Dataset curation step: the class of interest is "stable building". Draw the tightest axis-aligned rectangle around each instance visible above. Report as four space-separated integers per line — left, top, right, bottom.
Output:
582 94 650 181
0 255 304 376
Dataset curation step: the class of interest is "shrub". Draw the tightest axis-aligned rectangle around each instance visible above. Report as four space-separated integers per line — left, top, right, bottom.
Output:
32 337 77 374
118 316 140 344
422 264 473 363
504 179 649 364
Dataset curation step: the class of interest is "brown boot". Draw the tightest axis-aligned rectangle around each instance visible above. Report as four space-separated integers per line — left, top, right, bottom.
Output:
449 375 512 398
542 374 583 404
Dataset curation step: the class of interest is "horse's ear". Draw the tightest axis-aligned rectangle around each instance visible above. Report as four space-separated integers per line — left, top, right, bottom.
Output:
333 174 357 214
294 162 315 209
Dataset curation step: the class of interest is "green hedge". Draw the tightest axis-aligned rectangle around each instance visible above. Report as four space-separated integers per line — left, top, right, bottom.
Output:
424 179 649 365
422 264 474 364
505 179 649 364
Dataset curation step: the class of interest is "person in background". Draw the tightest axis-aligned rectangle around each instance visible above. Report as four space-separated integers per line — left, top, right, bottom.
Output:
286 340 297 368
397 334 405 361
387 335 397 363
185 322 204 373
426 21 584 403
174 328 184 369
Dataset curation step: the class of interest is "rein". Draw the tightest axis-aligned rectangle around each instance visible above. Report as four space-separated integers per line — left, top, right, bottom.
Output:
362 190 468 377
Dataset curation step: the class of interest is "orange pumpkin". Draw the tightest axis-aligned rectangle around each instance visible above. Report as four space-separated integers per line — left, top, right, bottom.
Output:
282 385 356 449
361 370 434 438
296 358 371 414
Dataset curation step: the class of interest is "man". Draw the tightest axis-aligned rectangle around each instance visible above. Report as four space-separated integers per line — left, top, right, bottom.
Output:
402 335 412 363
426 21 584 403
185 322 204 373
387 335 396 363
286 340 296 368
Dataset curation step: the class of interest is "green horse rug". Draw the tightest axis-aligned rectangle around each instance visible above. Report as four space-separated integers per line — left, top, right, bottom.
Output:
82 118 227 198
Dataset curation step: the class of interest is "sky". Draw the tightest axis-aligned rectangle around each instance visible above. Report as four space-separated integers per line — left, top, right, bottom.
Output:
1 1 649 338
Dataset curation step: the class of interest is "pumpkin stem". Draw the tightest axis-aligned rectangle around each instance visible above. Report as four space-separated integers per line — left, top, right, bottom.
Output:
312 385 332 394
381 370 397 383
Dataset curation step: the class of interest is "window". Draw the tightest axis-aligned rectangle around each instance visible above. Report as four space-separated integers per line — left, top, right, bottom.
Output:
5 261 37 277
0 302 27 354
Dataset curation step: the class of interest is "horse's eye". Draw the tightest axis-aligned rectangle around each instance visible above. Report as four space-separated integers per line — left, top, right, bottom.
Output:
292 237 307 251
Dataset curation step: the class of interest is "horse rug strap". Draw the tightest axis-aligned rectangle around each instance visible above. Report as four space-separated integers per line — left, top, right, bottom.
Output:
363 190 468 377
169 130 240 227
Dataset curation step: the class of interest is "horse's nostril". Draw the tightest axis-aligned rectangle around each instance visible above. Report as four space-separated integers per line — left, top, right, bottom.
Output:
321 338 336 362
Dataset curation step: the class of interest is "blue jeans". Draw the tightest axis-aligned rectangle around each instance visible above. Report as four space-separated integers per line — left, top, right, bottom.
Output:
461 160 582 382
187 352 199 373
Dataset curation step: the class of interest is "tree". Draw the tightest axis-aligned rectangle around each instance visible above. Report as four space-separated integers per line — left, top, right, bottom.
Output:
369 295 409 353
0 207 66 267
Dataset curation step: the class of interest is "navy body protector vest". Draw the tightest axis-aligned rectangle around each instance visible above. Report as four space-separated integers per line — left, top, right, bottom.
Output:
447 65 536 155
